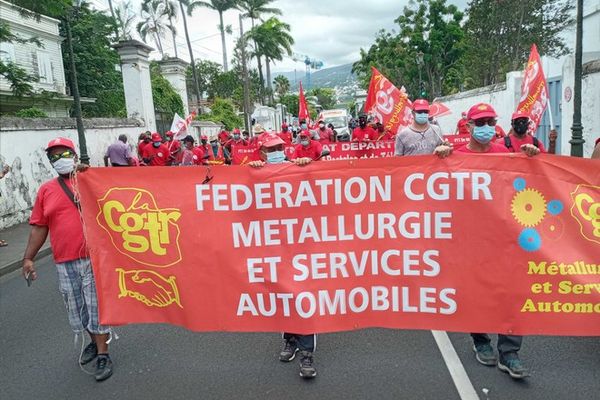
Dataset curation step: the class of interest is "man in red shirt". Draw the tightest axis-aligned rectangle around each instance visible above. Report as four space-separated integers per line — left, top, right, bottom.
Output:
23 138 114 381
352 114 376 142
179 135 205 165
453 103 539 381
455 112 470 135
498 112 547 153
224 128 248 164
165 131 182 165
278 123 293 145
293 130 323 160
316 120 334 143
375 123 394 141
142 133 170 166
218 129 230 146
137 131 151 158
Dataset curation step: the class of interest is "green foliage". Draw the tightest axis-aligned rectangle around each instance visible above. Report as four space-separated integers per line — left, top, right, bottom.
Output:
187 60 222 98
353 0 465 99
463 0 573 87
197 98 243 130
279 93 298 116
308 88 336 110
151 62 184 120
0 21 40 96
14 107 48 117
273 75 289 98
59 5 126 117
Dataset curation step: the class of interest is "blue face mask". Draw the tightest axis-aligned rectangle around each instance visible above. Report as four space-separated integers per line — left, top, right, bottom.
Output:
301 140 310 147
414 113 429 125
266 150 286 164
472 125 496 144
152 142 161 148
301 123 307 129
233 134 240 140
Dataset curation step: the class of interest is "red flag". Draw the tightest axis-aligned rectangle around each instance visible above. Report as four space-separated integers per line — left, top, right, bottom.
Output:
517 44 549 134
364 67 412 135
298 81 309 122
429 102 451 118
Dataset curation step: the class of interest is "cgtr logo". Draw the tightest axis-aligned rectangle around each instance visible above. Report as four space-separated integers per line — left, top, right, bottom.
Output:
96 188 182 267
571 184 600 245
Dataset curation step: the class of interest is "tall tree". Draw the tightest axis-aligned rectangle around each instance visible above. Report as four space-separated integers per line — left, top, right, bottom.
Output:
238 0 281 103
273 74 289 98
155 0 179 58
106 0 120 39
352 0 465 99
178 0 202 112
137 0 169 58
187 0 239 72
463 0 573 87
0 22 40 96
246 17 292 105
114 1 135 40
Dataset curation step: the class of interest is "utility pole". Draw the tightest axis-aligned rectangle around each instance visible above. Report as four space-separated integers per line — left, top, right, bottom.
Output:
570 0 584 156
239 14 251 133
65 5 89 164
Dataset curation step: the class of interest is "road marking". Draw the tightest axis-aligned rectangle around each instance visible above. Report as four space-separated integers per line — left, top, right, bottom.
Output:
431 330 479 400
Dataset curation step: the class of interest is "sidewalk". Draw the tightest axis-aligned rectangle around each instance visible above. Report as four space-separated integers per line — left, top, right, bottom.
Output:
0 222 51 276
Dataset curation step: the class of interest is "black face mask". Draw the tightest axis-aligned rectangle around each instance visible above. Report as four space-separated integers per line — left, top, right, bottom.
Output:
513 120 529 135
359 120 366 128
201 140 207 145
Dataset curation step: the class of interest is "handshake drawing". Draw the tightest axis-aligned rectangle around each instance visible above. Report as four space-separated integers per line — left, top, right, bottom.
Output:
117 268 182 308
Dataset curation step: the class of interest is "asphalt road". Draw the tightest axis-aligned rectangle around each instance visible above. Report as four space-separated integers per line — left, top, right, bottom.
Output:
1 254 598 400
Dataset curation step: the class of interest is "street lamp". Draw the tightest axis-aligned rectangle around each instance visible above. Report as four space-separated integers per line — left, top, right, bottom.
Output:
416 51 424 98
570 0 585 156
65 0 89 164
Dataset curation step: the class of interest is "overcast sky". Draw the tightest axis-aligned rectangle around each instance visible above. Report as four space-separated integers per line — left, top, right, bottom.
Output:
96 0 469 73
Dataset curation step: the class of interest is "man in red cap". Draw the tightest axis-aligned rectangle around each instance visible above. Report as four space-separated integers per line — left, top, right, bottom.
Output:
165 131 182 165
351 114 377 142
23 138 114 381
395 99 451 157
248 135 316 379
316 120 334 143
452 103 538 380
293 130 324 161
141 133 170 166
499 112 547 153
278 123 293 145
224 128 248 164
218 129 230 146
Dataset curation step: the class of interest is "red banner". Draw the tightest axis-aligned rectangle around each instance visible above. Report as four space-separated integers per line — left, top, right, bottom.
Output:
298 81 309 122
364 67 412 136
517 44 549 134
430 102 451 119
443 134 471 146
78 155 600 336
231 141 396 164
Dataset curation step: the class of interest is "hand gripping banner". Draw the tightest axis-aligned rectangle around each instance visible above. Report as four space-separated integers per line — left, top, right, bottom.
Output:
77 155 600 336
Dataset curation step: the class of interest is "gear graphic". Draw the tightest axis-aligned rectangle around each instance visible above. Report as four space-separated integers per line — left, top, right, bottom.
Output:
511 188 547 227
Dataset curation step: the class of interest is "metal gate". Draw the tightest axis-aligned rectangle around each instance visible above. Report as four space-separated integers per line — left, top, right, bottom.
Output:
536 78 562 153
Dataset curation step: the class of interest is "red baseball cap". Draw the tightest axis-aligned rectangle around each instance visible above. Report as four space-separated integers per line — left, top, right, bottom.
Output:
298 130 311 138
413 99 430 112
259 133 285 148
201 135 208 140
165 131 174 137
467 103 497 120
45 137 76 152
233 128 241 134
511 111 530 120
151 132 162 142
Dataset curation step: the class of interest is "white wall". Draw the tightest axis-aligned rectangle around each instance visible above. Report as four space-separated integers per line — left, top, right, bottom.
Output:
0 117 147 229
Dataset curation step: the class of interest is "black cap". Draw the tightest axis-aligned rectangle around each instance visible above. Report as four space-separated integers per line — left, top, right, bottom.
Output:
182 135 194 143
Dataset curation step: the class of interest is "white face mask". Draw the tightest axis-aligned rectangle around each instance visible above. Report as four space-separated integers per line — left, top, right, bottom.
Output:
52 157 75 175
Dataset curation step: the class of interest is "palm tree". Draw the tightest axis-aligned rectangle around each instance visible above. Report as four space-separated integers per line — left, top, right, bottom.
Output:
137 0 169 58
238 0 281 103
178 1 202 112
115 1 136 40
156 0 180 58
187 0 239 72
273 75 290 98
106 0 120 39
247 17 294 104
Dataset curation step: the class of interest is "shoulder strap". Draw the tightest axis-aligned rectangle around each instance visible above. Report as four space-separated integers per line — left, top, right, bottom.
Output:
57 177 81 211
504 136 513 149
533 136 539 148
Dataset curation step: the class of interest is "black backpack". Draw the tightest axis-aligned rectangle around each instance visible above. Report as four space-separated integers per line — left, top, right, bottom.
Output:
504 135 539 152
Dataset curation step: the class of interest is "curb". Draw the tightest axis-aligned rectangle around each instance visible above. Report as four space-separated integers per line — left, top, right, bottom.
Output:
0 247 52 277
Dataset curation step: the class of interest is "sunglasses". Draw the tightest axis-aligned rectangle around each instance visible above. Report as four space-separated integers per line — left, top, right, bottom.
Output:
48 150 75 163
472 118 497 127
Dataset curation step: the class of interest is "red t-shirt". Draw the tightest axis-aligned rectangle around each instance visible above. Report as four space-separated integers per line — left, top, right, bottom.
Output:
278 131 293 145
142 143 170 166
352 126 376 142
30 178 88 263
294 140 323 160
138 140 150 156
495 125 506 138
317 128 334 143
224 138 248 154
456 119 470 135
498 135 547 153
455 142 510 154
218 131 230 145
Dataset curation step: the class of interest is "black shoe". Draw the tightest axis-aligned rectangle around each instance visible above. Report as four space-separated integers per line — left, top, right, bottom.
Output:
80 342 97 365
473 344 497 366
279 340 298 362
95 354 113 382
498 356 530 379
299 351 317 379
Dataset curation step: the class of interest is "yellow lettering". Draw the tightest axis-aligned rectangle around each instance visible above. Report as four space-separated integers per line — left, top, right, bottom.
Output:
103 200 125 232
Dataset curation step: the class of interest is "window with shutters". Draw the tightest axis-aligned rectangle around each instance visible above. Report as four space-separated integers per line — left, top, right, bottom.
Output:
37 51 53 84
